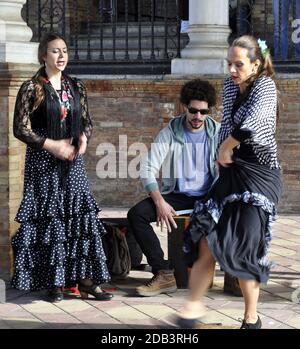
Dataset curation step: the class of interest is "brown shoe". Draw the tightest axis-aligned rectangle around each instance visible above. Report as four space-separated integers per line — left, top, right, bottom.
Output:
136 271 177 297
223 273 243 297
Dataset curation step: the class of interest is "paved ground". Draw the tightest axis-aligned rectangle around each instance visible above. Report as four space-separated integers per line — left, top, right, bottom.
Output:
1 212 300 329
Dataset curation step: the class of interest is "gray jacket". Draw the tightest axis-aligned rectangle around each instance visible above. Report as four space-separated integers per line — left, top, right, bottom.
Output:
140 114 220 194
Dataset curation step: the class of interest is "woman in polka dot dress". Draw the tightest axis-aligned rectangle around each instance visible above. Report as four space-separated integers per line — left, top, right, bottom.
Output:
11 32 113 303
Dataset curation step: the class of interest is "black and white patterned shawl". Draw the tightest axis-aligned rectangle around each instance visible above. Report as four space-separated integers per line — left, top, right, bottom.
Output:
219 75 280 169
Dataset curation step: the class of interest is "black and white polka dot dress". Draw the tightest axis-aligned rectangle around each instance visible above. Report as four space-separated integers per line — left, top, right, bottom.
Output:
11 76 110 291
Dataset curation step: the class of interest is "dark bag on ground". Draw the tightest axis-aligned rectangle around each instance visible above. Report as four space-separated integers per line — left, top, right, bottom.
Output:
103 223 131 279
125 227 143 268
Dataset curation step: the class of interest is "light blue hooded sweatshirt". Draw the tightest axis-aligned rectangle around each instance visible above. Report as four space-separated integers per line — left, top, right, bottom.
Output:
140 114 220 194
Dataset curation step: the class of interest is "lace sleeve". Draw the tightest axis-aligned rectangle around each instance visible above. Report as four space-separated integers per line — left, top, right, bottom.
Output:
13 80 46 149
77 79 93 141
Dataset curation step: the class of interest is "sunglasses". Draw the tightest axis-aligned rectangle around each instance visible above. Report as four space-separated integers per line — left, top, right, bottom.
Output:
187 107 210 115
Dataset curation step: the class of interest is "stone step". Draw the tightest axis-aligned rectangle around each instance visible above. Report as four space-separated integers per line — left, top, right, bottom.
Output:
70 36 186 50
69 21 188 62
69 47 178 60
79 21 178 36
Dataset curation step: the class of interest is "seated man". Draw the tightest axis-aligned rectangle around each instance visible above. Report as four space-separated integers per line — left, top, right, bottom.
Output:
128 79 220 296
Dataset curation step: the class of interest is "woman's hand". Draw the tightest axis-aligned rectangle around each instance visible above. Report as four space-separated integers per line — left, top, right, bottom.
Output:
77 133 88 155
217 146 234 167
217 136 240 167
43 138 77 161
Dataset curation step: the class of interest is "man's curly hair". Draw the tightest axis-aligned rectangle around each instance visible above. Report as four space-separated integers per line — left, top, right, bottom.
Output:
180 79 216 108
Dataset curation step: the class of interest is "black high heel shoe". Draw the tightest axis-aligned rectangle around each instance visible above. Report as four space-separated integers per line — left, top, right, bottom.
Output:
174 315 223 329
240 316 262 329
78 284 113 301
175 316 198 329
47 287 64 303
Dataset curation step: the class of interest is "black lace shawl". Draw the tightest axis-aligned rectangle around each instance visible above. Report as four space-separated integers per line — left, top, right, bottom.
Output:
13 73 93 149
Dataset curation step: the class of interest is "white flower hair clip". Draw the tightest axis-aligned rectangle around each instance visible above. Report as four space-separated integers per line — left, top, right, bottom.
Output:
257 39 270 59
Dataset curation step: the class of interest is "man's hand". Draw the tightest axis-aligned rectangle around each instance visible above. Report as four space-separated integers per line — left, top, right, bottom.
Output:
155 198 178 233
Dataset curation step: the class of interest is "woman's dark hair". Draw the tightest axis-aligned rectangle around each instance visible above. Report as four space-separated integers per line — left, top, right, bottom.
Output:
180 79 216 107
32 32 68 111
230 35 280 120
231 35 275 81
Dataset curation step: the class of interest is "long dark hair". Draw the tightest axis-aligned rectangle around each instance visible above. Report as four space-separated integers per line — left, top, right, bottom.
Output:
231 35 275 81
32 32 68 111
230 35 280 119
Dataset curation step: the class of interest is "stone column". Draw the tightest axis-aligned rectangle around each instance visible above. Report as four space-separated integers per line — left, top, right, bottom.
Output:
0 0 39 282
172 0 230 75
0 0 39 63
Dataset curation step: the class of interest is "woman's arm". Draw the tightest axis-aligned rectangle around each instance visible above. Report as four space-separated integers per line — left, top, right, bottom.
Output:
75 80 92 155
13 81 46 149
231 77 277 143
77 80 93 142
43 138 77 161
218 135 240 167
14 81 77 161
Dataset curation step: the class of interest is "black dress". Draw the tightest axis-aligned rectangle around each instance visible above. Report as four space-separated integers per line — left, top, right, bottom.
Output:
11 75 110 290
183 76 282 283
